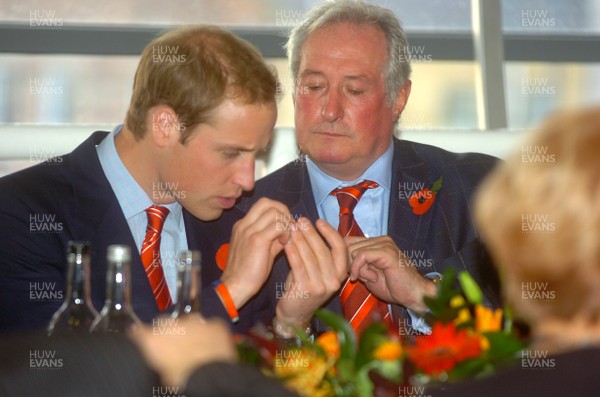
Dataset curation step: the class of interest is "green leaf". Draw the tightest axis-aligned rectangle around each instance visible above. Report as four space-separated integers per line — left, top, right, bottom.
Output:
431 176 444 193
371 359 402 382
484 332 527 361
355 322 387 368
315 309 357 361
449 358 492 380
236 340 261 366
423 267 466 323
355 366 375 397
291 324 325 356
502 305 515 334
337 358 356 383
459 271 483 305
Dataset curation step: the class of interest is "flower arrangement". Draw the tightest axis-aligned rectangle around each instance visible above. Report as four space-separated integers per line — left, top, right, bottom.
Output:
407 268 526 384
237 268 526 396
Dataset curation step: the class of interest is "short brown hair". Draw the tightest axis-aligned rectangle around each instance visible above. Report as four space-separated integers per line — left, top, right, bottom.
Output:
475 107 600 326
126 25 277 143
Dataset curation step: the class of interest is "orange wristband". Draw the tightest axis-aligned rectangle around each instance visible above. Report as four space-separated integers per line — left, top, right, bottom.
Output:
212 280 239 323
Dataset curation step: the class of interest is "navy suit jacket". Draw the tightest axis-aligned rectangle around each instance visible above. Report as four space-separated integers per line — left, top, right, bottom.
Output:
196 138 501 333
0 131 232 333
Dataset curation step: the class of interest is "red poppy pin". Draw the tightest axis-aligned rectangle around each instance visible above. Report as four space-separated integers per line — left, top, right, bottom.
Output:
215 243 229 271
408 176 443 215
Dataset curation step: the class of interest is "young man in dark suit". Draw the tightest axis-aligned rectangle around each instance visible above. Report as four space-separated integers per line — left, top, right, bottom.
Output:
197 0 500 338
0 25 294 333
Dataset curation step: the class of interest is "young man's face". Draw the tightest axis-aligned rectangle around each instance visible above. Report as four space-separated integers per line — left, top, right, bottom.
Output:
160 99 276 221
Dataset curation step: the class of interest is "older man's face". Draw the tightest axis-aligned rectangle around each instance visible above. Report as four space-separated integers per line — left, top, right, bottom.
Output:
294 22 410 181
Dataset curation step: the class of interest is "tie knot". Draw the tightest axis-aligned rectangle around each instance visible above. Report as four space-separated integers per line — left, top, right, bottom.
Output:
331 180 378 213
145 205 170 233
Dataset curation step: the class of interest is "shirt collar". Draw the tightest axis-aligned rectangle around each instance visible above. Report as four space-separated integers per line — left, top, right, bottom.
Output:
306 139 394 207
96 125 183 221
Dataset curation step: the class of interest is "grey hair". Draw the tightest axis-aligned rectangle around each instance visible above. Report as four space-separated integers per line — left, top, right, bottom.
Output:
285 0 412 104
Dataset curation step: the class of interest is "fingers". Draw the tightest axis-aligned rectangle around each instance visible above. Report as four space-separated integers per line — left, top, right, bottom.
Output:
221 199 294 308
276 217 347 327
347 237 399 279
315 219 349 278
284 223 317 283
357 265 379 283
232 198 294 247
344 236 367 246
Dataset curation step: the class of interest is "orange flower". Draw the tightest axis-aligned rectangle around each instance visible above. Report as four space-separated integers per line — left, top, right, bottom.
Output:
373 340 403 361
316 331 340 359
406 322 482 375
475 305 503 333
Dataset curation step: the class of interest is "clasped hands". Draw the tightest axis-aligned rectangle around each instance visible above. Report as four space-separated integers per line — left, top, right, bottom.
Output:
219 198 437 332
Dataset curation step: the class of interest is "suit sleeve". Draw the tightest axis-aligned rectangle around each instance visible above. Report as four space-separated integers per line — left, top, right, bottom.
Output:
0 170 72 333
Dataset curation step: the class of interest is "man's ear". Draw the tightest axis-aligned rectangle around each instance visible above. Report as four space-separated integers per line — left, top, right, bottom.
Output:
392 80 412 122
148 105 180 148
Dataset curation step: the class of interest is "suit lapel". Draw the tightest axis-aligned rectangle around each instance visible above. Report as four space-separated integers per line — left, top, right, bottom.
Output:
67 131 158 318
276 162 320 223
388 138 437 259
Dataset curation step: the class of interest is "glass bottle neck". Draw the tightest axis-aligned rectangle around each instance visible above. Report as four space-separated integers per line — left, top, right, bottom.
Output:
172 254 201 316
67 253 93 307
104 260 133 311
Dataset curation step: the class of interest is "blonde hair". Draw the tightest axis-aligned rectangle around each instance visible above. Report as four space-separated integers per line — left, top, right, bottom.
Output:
475 107 600 326
126 25 277 143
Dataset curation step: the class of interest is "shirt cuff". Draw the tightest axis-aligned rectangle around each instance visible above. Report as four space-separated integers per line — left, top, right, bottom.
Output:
406 271 442 334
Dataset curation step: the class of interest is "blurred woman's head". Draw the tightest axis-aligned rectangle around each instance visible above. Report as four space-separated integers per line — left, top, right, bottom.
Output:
475 107 600 348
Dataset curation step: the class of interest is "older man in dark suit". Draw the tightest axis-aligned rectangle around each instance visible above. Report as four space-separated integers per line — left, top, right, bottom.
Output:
197 0 500 338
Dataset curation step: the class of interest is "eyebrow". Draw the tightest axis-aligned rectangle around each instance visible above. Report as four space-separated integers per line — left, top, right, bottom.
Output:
299 69 370 82
299 69 324 78
219 140 272 153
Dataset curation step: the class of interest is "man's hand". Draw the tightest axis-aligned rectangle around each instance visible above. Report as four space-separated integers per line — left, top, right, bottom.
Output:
220 198 293 309
130 316 236 388
274 218 348 330
346 236 437 313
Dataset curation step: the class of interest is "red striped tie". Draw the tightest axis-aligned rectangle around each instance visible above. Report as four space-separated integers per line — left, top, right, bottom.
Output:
141 205 173 311
332 180 393 333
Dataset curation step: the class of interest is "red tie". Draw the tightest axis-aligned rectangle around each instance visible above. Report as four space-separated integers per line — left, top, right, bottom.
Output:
332 180 393 333
141 205 173 311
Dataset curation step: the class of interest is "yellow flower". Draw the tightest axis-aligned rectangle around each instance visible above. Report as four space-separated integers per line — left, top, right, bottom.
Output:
450 295 465 308
479 335 491 351
316 331 340 359
475 305 503 333
451 295 471 325
273 349 335 397
373 340 403 361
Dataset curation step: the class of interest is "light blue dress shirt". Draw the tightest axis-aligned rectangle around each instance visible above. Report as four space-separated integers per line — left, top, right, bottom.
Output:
306 141 393 238
306 139 433 333
96 125 188 303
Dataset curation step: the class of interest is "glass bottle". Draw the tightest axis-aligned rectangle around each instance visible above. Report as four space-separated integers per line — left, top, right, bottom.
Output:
47 241 99 335
90 244 141 333
171 250 203 318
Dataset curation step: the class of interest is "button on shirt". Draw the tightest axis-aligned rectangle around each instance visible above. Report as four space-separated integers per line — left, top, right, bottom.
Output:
96 125 188 302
